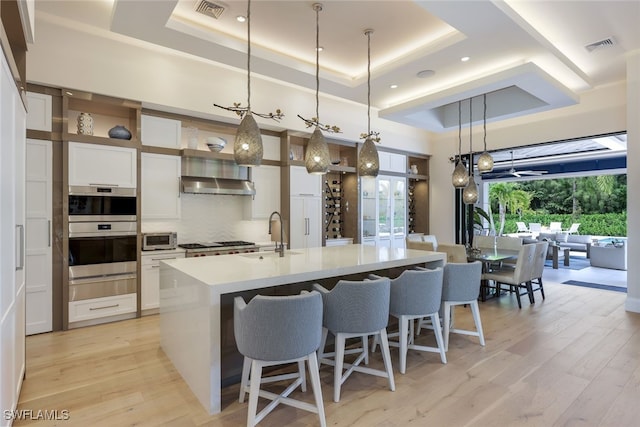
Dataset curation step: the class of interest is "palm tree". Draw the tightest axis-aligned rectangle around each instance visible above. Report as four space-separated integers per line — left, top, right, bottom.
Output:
489 182 531 235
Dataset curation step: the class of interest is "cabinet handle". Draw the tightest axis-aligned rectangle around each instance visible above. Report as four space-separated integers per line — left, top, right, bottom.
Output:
89 183 118 187
151 257 178 261
299 193 315 196
178 177 181 198
151 265 161 269
48 220 51 247
89 304 119 311
16 224 24 270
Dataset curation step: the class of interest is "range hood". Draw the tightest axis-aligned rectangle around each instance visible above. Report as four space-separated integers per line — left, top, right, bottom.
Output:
181 157 255 196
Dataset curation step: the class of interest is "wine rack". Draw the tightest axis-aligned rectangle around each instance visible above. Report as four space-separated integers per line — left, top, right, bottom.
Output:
324 178 343 239
408 180 416 234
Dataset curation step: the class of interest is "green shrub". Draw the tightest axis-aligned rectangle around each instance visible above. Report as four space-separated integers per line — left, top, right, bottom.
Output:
498 212 627 237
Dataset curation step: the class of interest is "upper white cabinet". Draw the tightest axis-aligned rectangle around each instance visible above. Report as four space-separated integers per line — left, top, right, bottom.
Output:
244 165 280 219
68 142 137 188
26 92 52 131
290 165 321 197
379 151 407 173
141 153 181 220
141 115 181 149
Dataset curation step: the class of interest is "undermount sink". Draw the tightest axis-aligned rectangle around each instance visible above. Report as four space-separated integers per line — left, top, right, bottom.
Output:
240 251 302 259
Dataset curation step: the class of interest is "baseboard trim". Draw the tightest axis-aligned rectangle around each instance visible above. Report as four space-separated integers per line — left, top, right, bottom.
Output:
624 296 640 313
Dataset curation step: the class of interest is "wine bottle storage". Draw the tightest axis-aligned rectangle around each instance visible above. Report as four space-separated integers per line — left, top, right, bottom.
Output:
324 178 343 239
408 180 416 234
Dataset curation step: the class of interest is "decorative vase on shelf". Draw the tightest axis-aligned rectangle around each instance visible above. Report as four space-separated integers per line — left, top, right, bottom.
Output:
108 125 132 140
411 164 418 174
77 112 94 136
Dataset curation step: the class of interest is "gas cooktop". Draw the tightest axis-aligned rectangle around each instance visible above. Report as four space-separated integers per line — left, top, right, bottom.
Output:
179 241 255 250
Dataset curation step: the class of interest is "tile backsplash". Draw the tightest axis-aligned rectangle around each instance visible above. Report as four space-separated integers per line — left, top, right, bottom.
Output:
141 193 272 244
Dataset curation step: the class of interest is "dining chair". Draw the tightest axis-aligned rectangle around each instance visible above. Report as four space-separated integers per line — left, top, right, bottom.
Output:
496 236 522 267
529 241 548 303
406 240 435 251
422 234 438 250
473 235 495 250
370 268 446 373
482 243 536 308
234 292 326 427
437 243 468 263
314 277 395 402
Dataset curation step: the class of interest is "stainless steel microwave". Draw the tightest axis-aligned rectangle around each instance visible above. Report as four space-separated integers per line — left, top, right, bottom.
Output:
142 232 177 250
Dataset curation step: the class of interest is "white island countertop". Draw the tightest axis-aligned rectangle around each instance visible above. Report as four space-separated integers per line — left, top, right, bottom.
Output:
159 244 445 415
163 244 445 295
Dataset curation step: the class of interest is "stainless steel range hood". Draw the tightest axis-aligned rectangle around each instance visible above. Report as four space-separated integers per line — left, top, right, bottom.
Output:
181 157 255 196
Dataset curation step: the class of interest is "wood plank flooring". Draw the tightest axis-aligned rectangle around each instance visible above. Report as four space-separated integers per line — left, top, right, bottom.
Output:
15 282 640 426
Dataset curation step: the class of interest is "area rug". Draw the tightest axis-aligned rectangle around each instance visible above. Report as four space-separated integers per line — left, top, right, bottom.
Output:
561 280 627 293
544 256 590 270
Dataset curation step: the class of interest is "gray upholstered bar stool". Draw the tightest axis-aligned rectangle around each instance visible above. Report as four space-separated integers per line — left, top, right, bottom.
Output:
313 277 395 403
234 292 326 427
370 267 446 374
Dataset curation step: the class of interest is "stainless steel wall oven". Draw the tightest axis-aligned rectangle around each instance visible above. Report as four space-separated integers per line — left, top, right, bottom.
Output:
68 185 138 303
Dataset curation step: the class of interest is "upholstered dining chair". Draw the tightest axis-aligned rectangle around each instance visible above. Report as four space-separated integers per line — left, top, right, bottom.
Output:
529 241 549 303
234 292 326 427
482 243 536 308
406 240 435 251
314 277 395 403
370 268 446 374
437 243 468 263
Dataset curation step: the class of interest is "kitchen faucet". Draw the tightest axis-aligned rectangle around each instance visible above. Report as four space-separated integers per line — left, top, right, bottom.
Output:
268 211 285 257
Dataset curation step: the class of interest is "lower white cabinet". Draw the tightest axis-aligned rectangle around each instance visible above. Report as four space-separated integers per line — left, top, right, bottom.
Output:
141 249 185 312
290 197 322 249
244 165 280 219
68 293 137 323
141 153 181 220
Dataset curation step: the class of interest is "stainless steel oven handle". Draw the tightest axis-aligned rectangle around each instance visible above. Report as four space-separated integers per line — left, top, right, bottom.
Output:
69 273 137 286
89 183 119 187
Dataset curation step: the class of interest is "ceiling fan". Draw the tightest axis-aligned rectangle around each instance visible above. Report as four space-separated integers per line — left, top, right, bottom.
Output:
484 151 547 178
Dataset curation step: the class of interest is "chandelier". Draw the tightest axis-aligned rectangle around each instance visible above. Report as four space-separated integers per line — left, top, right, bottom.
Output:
358 29 380 178
476 93 494 173
463 98 479 204
452 100 469 187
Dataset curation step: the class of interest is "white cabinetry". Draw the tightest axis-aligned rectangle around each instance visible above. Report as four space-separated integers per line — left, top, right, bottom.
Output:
0 52 27 418
379 151 407 173
141 153 181 220
68 142 137 188
68 293 137 323
290 197 322 249
290 165 321 197
141 115 181 149
26 91 52 131
141 249 185 312
25 139 53 335
244 165 280 219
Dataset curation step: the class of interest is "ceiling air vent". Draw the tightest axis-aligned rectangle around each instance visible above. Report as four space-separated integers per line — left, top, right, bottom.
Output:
195 0 226 19
585 37 616 52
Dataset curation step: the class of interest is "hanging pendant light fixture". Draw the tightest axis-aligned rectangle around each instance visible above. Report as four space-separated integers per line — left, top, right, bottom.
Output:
477 93 494 173
358 29 380 178
463 97 479 204
300 3 332 175
214 0 284 167
452 100 469 187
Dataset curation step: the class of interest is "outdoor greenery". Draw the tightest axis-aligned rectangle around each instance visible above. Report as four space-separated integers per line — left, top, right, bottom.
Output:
483 175 627 237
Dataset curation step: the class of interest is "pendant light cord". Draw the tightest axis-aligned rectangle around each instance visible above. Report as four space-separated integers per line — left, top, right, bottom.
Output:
483 93 487 151
469 97 473 176
458 100 462 161
314 3 321 121
246 0 251 111
367 30 371 135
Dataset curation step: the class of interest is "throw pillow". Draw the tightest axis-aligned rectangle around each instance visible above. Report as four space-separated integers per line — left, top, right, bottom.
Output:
555 233 569 243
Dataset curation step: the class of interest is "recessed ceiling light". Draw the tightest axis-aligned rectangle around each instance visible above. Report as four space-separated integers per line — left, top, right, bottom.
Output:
461 56 470 62
416 70 435 79
236 15 246 22
316 46 324 52
390 84 398 89
65 91 73 96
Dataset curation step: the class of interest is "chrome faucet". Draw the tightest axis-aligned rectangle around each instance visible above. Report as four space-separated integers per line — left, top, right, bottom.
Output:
268 211 285 257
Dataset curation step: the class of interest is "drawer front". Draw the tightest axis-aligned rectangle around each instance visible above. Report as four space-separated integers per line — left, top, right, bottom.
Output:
69 293 137 323
141 251 185 267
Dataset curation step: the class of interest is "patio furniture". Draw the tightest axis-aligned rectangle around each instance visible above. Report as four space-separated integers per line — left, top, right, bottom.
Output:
516 222 529 233
546 242 570 269
590 243 627 270
528 223 542 237
549 222 563 232
537 232 591 258
565 223 580 234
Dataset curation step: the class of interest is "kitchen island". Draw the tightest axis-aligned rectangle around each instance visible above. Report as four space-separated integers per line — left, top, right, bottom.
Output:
159 244 445 414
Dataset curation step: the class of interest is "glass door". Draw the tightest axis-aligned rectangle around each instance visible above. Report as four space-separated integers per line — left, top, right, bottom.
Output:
361 177 377 245
378 178 391 247
392 178 406 248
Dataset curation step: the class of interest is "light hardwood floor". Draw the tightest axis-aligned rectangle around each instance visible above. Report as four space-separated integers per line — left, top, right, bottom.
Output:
16 281 640 427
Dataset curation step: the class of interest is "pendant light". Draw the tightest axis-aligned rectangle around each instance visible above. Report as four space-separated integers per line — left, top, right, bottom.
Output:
463 97 479 204
477 93 494 173
303 3 331 175
214 0 283 167
358 29 380 178
452 100 469 187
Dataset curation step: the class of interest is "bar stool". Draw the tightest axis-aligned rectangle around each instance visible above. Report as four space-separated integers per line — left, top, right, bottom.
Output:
371 267 446 374
313 277 395 403
234 292 326 427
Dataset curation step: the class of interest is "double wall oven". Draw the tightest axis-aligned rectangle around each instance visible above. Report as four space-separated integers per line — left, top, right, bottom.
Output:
68 185 137 303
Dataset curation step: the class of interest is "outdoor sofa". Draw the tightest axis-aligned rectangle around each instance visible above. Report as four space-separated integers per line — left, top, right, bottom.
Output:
537 232 592 258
